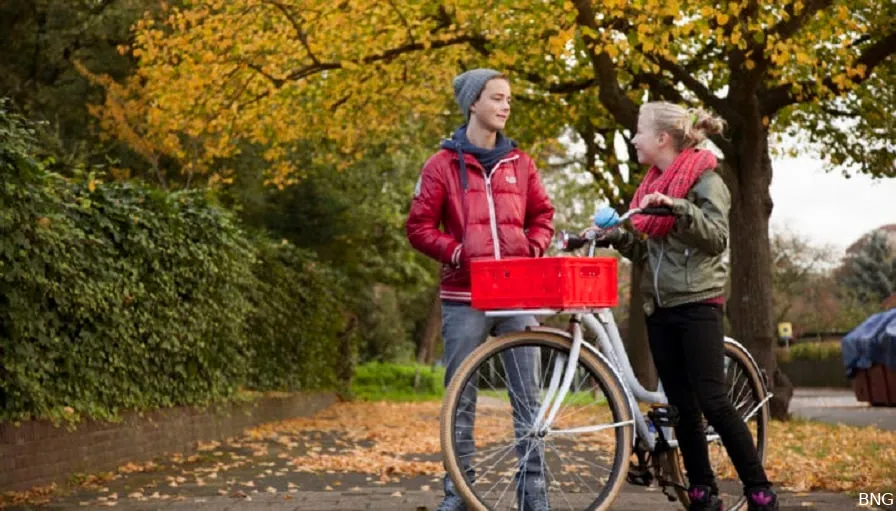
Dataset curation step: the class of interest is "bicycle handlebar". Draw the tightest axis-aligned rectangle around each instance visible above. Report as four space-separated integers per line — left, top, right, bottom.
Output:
614 206 674 224
637 206 675 217
556 206 674 252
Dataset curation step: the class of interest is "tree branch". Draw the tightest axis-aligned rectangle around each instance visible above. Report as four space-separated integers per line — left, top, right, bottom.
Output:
650 54 737 120
508 67 598 94
760 31 896 116
572 0 638 130
686 41 721 74
747 0 833 84
385 0 416 46
632 72 685 104
767 0 833 42
278 33 486 82
821 105 857 117
247 63 285 87
262 0 321 65
89 0 118 16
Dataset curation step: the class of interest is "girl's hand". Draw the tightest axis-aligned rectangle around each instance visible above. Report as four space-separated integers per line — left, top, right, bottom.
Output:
579 226 622 247
640 192 673 208
579 226 602 238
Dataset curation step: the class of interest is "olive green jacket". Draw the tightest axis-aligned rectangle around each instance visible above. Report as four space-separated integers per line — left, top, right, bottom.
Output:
614 170 731 315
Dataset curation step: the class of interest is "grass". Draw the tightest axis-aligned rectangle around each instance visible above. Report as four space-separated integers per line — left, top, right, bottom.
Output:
350 362 446 402
480 389 607 407
351 362 610 407
352 362 606 406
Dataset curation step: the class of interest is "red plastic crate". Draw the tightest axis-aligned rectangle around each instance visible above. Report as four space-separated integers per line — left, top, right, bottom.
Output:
470 256 618 310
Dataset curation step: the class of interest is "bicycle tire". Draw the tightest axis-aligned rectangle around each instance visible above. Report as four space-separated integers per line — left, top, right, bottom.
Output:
440 331 634 511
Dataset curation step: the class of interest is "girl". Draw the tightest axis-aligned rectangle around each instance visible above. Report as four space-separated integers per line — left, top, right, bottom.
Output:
598 101 778 511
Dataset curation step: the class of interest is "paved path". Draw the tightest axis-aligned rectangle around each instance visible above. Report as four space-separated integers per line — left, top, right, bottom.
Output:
7 480 887 510
789 387 896 431
4 391 895 511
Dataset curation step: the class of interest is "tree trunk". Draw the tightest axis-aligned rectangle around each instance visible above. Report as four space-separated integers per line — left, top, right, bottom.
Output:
626 261 658 390
338 312 358 399
416 287 441 365
727 118 793 419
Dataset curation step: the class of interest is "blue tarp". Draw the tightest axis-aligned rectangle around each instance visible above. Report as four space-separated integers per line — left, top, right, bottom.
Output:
841 308 896 377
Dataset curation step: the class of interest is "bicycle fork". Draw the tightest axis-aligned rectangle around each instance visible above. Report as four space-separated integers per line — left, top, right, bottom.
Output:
531 318 633 436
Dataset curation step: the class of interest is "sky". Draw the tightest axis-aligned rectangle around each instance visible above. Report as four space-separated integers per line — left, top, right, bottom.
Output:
769 155 896 257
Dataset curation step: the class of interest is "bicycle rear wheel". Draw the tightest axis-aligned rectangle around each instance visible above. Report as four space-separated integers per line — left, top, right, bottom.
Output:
664 339 770 511
440 331 634 511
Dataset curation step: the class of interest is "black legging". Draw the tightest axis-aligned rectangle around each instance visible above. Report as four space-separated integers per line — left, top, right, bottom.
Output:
646 302 770 491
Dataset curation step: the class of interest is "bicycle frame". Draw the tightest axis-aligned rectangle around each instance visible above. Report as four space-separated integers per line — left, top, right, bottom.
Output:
484 307 657 449
485 307 772 452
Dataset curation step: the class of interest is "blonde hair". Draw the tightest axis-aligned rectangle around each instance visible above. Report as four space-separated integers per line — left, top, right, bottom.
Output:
639 102 726 151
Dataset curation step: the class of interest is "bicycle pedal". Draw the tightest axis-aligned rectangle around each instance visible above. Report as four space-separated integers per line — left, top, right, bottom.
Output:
626 462 654 486
647 405 679 427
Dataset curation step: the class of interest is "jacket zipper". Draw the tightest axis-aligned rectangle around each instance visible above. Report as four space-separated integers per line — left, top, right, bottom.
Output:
483 155 519 260
652 240 664 306
684 248 691 287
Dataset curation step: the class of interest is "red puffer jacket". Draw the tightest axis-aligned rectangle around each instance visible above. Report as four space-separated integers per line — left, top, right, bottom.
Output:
406 147 554 302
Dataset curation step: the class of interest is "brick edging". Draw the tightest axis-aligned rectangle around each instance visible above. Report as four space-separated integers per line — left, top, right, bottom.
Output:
0 392 337 491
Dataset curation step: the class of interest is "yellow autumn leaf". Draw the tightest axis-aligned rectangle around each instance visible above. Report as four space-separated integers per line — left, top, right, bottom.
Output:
605 44 620 59
731 31 741 46
72 0 890 191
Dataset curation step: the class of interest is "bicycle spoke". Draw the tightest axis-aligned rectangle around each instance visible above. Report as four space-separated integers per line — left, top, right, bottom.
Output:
443 335 631 511
545 435 616 477
540 442 578 510
546 438 606 487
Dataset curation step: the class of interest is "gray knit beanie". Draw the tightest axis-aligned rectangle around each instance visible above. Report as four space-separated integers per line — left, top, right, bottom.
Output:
453 68 502 121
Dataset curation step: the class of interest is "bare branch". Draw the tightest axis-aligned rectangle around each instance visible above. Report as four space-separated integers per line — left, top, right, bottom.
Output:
821 105 857 117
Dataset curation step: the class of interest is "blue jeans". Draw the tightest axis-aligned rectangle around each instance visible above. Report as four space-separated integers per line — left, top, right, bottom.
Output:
440 301 548 510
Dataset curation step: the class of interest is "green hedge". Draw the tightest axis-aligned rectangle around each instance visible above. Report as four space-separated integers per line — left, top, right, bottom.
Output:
246 239 349 391
0 105 349 422
777 340 842 363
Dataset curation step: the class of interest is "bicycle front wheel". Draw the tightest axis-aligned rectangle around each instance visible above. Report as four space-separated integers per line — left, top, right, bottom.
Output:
440 331 634 511
665 338 771 511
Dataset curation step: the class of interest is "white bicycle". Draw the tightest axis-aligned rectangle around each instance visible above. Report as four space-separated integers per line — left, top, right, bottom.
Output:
440 207 772 511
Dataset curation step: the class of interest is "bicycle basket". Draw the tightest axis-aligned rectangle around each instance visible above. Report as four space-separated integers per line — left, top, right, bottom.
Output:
470 256 618 310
